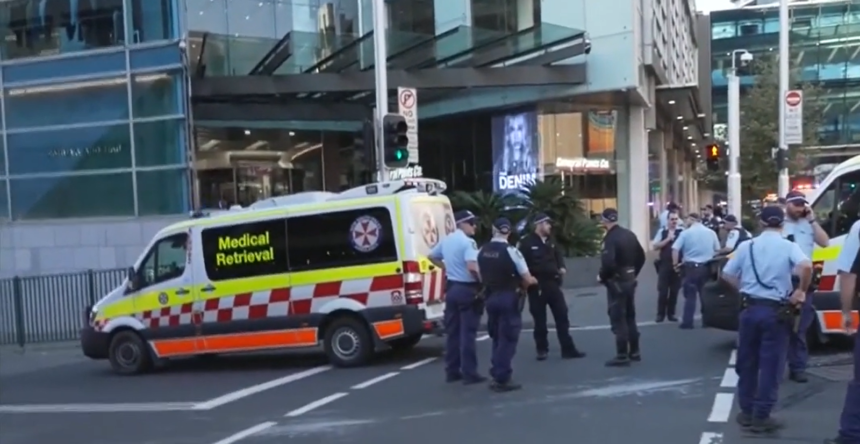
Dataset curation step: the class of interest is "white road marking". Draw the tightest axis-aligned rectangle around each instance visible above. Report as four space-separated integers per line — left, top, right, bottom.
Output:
519 317 697 333
351 372 400 389
194 365 332 410
698 431 723 444
401 357 437 370
707 393 734 422
728 350 737 366
285 392 349 417
0 402 195 414
477 334 490 341
211 422 276 444
720 368 739 388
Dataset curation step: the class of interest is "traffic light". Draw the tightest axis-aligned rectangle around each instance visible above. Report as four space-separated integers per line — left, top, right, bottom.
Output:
705 143 721 172
382 113 409 168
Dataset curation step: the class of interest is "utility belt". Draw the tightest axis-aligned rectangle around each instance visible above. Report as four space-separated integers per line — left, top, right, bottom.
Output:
610 267 637 282
740 292 798 324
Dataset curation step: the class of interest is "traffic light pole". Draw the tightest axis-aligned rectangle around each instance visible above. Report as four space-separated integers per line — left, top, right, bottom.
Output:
371 0 389 182
777 0 790 196
727 55 743 218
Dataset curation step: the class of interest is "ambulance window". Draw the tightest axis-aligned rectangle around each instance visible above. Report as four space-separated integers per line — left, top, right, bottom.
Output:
287 207 397 272
140 233 188 287
201 219 288 281
813 183 836 237
833 170 860 237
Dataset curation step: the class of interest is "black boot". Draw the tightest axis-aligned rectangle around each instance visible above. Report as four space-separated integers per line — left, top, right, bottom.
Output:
748 417 785 434
605 340 630 367
628 336 641 362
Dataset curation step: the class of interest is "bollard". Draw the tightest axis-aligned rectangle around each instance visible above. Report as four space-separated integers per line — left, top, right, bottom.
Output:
12 276 25 348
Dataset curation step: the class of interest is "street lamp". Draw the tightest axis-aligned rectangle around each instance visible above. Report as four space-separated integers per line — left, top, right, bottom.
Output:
726 49 752 218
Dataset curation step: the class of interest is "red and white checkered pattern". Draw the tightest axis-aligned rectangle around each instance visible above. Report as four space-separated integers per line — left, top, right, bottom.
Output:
130 274 406 329
423 270 445 304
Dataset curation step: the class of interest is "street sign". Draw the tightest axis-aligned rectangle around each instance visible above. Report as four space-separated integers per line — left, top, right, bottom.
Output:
784 90 803 145
397 87 418 163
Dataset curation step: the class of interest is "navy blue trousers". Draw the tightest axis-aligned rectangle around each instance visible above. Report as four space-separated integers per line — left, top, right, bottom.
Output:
444 283 481 379
681 265 709 327
736 304 790 420
486 290 522 384
839 331 860 443
787 292 815 374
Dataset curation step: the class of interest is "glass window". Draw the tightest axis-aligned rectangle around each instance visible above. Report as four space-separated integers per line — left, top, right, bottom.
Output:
186 0 228 33
7 124 132 175
831 170 860 237
139 233 188 288
4 78 129 129
201 219 288 281
137 168 190 215
9 173 135 220
132 73 182 118
134 119 186 166
0 0 124 61
286 207 397 272
0 134 5 175
128 0 175 43
0 179 8 220
227 0 276 38
3 52 126 84
711 21 736 39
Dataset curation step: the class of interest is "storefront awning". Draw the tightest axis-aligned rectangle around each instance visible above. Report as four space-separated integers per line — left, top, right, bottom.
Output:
655 84 709 142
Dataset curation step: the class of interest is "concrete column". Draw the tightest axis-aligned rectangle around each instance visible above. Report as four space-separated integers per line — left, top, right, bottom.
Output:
515 0 535 30
655 131 668 214
617 106 650 247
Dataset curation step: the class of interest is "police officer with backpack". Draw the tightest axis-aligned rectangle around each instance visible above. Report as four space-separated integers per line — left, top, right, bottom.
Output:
652 210 683 322
477 218 537 393
721 206 813 434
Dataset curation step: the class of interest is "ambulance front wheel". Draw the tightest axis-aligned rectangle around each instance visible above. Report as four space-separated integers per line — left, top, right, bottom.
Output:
324 316 373 368
108 330 153 375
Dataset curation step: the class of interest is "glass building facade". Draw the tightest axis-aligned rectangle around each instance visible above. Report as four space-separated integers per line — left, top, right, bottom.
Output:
710 1 860 146
0 0 188 221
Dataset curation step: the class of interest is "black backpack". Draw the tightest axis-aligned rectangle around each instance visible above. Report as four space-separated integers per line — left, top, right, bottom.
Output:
731 228 751 251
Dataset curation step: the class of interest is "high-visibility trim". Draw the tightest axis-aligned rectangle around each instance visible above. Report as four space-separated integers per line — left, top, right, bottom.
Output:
373 320 405 339
150 328 318 358
812 245 841 262
818 310 859 333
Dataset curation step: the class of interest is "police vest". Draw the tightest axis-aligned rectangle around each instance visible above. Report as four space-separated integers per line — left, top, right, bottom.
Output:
477 242 520 292
659 228 683 263
730 228 751 251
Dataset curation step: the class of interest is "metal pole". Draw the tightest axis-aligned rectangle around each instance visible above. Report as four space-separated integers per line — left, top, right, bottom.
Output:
777 0 790 196
371 0 389 182
727 66 742 218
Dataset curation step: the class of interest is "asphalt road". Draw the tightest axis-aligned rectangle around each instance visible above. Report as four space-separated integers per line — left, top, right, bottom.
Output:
0 270 753 444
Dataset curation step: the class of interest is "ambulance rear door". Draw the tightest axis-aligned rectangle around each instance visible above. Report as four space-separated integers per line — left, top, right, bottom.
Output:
404 195 454 320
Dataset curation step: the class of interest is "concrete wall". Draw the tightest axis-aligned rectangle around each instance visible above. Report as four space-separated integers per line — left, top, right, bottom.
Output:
0 216 186 278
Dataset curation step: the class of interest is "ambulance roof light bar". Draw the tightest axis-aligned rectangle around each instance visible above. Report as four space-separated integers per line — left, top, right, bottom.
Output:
357 178 447 197
189 205 244 219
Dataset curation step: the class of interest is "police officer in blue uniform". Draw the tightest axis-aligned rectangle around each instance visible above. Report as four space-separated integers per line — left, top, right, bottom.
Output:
429 210 486 385
652 211 683 322
672 213 721 329
478 218 537 392
782 190 830 383
824 219 860 444
720 215 751 254
722 206 812 434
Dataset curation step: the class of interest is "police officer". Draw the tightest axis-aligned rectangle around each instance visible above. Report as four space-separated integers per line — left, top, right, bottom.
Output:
519 212 586 360
782 190 830 383
824 219 860 444
478 218 538 392
721 206 812 434
672 213 721 329
652 211 683 322
702 205 721 232
428 210 486 385
598 208 646 367
659 202 681 229
720 215 751 254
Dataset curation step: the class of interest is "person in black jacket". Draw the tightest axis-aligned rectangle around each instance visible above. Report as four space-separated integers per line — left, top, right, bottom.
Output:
518 212 586 361
598 208 646 367
651 211 683 322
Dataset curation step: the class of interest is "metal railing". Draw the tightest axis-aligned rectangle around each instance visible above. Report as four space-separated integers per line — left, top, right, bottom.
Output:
0 268 127 346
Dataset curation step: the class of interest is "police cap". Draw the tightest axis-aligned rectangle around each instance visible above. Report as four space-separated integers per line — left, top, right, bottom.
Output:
724 214 738 223
534 212 552 224
454 210 476 225
493 218 512 234
601 208 619 223
759 206 784 227
784 190 808 206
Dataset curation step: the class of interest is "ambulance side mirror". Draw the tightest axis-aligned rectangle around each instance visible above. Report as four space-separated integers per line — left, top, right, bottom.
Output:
126 266 140 292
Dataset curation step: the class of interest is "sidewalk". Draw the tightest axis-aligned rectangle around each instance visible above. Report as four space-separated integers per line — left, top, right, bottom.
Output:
0 342 87 378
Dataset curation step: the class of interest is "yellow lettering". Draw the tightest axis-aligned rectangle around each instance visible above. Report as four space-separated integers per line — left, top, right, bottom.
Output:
212 232 276 268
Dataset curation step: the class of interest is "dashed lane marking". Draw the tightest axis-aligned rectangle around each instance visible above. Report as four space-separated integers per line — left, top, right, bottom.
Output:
720 368 738 388
728 350 737 366
211 422 276 444
477 334 490 341
707 393 734 423
194 365 332 410
401 357 437 370
698 431 723 444
284 392 349 417
351 372 400 390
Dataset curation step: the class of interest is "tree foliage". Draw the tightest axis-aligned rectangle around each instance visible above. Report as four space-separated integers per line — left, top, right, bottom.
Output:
699 55 824 201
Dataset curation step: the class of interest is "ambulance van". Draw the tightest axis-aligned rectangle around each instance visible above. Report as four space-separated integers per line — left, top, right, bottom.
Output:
701 155 860 344
80 179 452 375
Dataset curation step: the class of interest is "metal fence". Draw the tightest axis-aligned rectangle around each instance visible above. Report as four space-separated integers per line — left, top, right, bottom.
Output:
0 268 127 346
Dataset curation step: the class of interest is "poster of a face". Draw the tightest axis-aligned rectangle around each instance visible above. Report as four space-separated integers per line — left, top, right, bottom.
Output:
492 110 540 192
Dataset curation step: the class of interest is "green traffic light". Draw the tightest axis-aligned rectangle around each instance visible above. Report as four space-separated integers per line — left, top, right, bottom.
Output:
396 150 405 160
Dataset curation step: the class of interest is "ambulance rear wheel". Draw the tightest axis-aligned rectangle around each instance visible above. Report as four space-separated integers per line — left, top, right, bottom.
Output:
324 317 373 368
108 330 152 375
